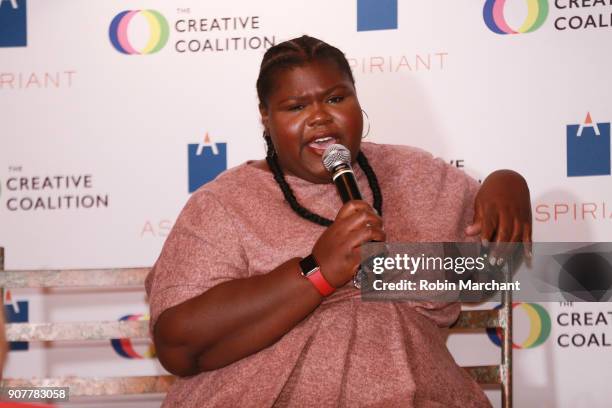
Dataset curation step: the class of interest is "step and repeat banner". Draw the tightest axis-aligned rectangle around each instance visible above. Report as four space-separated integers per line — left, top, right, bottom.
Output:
1 1 611 407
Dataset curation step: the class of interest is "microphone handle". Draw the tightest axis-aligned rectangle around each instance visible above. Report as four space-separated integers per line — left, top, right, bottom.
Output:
332 165 362 203
331 164 385 289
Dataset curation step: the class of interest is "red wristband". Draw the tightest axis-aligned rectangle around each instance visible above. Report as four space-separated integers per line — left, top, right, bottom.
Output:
299 255 335 296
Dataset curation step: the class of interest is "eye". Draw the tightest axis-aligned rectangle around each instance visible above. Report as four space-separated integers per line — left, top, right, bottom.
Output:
327 95 345 104
288 104 305 112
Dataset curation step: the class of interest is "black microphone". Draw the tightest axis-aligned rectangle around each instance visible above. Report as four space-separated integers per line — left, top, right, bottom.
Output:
323 144 380 289
322 144 362 203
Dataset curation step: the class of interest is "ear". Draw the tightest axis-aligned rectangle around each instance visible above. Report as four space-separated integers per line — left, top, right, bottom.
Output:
259 103 269 133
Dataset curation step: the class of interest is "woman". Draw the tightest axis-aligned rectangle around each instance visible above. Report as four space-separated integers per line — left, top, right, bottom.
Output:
146 35 531 407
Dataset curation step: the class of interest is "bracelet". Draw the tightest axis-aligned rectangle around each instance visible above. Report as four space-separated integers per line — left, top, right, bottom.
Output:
299 254 335 296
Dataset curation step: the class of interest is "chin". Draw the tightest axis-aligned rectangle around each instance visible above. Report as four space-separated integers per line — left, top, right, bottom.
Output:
306 167 333 184
342 141 361 162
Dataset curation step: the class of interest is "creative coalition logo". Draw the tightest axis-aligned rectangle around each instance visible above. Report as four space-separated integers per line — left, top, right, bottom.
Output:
3 168 110 212
357 0 398 31
484 0 612 34
556 304 612 348
487 302 552 349
4 290 29 351
488 302 612 349
483 0 549 34
110 314 156 359
0 0 27 47
109 9 276 54
109 10 169 55
567 112 611 177
188 133 227 193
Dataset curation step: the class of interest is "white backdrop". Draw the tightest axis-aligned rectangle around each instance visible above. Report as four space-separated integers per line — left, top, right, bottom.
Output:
2 1 612 407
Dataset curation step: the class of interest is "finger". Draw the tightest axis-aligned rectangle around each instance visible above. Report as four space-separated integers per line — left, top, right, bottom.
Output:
465 221 482 237
494 209 513 244
509 217 522 243
480 206 497 244
345 226 386 251
489 216 522 266
359 207 384 229
491 214 512 265
362 213 384 230
332 211 384 249
481 207 500 265
342 211 383 233
496 218 522 266
350 228 385 262
351 221 386 243
336 200 374 220
470 200 485 233
522 222 533 259
368 227 386 243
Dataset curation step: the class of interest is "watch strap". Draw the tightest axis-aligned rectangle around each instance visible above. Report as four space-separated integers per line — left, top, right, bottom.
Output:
299 254 335 296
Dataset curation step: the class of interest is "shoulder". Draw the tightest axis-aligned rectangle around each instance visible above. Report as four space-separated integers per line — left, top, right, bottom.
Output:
360 141 431 161
178 163 266 226
360 142 442 172
190 162 269 203
360 142 479 196
360 142 447 179
194 163 259 195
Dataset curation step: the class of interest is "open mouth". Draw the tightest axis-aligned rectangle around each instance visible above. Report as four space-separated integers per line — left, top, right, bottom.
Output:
307 136 338 152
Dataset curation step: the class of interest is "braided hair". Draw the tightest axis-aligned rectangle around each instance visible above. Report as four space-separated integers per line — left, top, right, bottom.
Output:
257 35 383 226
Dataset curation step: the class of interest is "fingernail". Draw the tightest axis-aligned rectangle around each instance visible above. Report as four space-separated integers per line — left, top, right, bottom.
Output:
489 256 496 266
497 257 505 266
482 239 489 248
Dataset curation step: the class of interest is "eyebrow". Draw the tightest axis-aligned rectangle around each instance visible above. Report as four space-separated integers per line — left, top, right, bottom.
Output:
276 84 351 105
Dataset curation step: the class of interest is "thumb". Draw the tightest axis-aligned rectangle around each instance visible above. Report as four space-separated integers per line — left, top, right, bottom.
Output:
465 202 484 236
465 221 482 236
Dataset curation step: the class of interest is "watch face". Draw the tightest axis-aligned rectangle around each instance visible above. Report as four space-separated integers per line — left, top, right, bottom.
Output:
300 255 319 277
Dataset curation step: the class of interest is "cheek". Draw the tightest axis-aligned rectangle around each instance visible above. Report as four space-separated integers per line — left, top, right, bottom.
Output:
271 116 305 143
337 109 363 134
284 118 305 138
270 116 305 155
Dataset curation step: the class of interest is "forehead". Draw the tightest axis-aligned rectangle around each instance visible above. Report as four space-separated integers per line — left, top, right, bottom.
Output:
268 60 353 101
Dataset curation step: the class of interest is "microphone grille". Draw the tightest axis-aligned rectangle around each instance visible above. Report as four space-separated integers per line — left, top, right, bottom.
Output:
322 144 351 172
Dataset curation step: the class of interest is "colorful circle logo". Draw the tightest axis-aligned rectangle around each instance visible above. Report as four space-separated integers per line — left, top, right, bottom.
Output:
483 0 549 34
110 314 156 358
487 303 551 349
109 10 169 55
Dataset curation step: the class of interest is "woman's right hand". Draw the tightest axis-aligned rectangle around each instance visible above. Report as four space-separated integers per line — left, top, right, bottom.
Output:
312 201 386 288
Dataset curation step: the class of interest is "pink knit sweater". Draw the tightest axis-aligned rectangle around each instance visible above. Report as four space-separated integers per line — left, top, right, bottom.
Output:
146 142 491 407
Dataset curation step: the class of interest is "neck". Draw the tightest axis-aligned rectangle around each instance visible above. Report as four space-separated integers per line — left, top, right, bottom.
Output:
264 139 383 226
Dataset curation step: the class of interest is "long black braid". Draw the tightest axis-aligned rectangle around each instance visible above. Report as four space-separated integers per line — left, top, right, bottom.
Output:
264 135 382 226
257 35 383 226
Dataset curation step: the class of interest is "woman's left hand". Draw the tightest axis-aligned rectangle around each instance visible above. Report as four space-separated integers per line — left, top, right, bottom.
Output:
465 169 532 263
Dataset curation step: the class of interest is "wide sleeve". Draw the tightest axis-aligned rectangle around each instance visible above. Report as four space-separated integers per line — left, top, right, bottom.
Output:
389 148 482 327
415 160 481 327
421 153 481 242
145 190 248 330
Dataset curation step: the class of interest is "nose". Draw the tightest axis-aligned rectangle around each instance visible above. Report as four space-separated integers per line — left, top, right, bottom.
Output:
307 102 333 127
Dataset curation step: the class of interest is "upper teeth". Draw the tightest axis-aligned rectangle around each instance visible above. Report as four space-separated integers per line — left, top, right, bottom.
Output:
314 137 333 143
